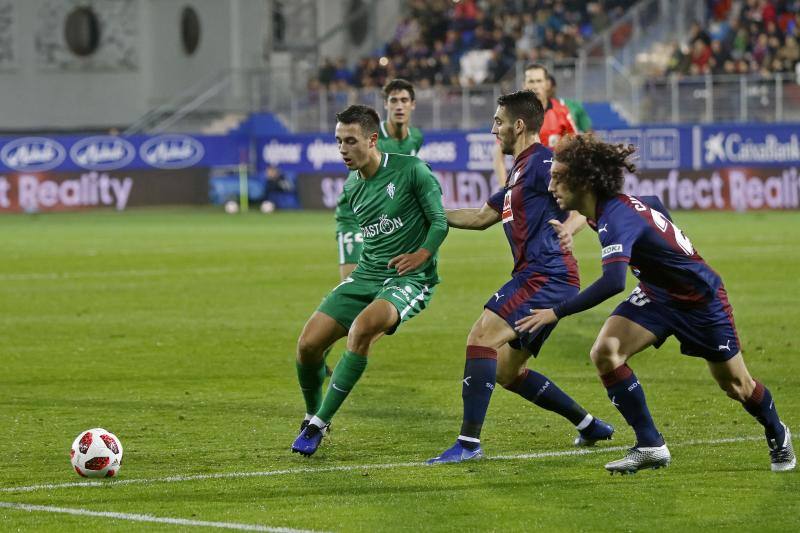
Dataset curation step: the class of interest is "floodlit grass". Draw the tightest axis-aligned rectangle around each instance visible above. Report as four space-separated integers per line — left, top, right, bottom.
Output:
1 208 798 531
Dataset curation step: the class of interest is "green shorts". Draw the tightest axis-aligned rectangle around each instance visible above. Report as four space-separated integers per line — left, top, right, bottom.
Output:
336 230 364 265
318 272 436 333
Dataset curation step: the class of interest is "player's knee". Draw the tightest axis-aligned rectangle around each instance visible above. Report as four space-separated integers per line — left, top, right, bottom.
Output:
466 326 502 350
347 319 381 354
296 334 325 364
346 328 371 354
719 376 754 402
589 338 621 371
496 365 523 389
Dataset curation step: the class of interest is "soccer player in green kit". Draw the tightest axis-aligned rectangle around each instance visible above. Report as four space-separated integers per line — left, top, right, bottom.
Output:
335 78 423 280
326 80 422 377
292 104 447 456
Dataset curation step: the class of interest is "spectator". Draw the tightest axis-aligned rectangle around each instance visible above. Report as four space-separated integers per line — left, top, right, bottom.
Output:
731 27 750 59
587 1 610 35
666 41 691 75
318 58 336 87
751 32 771 66
690 38 713 73
709 39 731 73
266 164 294 195
332 58 355 86
777 35 800 72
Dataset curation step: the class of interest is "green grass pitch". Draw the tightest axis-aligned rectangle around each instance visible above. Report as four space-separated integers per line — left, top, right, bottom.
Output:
1 208 798 532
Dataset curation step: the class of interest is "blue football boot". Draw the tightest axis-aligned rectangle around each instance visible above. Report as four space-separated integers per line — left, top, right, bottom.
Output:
291 423 327 456
574 418 615 447
427 440 484 464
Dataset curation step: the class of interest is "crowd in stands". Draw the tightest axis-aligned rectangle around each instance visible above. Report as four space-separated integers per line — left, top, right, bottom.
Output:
665 0 800 76
313 0 799 95
314 0 636 91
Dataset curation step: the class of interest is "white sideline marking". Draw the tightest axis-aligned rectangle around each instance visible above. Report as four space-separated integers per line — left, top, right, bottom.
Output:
0 436 762 494
0 502 322 533
0 266 241 282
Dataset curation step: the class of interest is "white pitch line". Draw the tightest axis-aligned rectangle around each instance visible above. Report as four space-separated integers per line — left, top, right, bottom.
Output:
0 502 324 533
0 435 763 494
0 266 242 282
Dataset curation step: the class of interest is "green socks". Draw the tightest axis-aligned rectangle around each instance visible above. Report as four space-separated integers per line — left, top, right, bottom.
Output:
296 357 327 415
316 350 368 423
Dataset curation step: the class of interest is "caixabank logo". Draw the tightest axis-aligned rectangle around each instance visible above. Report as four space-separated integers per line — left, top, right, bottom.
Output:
140 135 205 169
704 131 800 165
0 137 67 171
70 136 136 171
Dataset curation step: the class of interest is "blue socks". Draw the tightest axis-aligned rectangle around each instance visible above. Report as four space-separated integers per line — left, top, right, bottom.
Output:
503 368 588 426
601 364 663 447
458 345 497 448
743 380 785 443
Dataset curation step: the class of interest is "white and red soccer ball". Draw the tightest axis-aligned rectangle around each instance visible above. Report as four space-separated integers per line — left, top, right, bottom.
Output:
70 428 123 478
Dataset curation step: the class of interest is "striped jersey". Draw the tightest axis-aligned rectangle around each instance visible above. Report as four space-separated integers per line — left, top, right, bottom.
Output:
487 142 579 285
591 194 722 307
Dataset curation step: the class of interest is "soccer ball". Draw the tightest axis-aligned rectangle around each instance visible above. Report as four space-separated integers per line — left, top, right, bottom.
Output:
224 200 239 214
260 200 275 213
70 428 123 478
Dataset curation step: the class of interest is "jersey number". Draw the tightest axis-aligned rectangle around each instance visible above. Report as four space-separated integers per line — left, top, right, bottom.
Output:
627 287 651 307
342 232 364 245
650 209 694 256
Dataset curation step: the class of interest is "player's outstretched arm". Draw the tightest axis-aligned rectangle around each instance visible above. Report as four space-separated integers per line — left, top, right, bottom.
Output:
413 162 449 254
548 211 587 252
514 261 629 334
446 203 501 230
563 210 587 234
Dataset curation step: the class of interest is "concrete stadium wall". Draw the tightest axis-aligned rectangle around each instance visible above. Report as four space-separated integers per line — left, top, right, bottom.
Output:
0 0 270 131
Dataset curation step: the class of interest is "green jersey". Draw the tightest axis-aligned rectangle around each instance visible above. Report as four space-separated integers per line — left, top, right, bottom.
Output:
340 152 447 282
335 121 424 234
378 120 424 156
561 98 592 132
335 176 360 233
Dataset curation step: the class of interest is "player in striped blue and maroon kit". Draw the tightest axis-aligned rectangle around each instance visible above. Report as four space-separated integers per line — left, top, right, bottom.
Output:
428 91 613 464
517 134 795 474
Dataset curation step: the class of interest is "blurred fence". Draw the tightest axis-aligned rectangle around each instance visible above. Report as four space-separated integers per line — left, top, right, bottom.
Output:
132 64 799 134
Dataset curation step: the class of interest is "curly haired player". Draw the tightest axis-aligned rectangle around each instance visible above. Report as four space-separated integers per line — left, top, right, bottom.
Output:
516 134 795 474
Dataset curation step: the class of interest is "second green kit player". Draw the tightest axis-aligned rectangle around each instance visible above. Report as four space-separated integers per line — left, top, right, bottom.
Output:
292 104 447 457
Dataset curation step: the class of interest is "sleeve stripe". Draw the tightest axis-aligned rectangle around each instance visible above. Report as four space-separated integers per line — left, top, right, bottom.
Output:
337 232 346 264
602 256 630 265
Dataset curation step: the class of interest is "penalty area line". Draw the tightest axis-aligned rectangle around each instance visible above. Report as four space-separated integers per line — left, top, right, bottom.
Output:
0 501 325 533
0 435 763 494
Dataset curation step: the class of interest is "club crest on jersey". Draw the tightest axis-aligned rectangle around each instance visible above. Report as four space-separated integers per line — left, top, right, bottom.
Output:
509 169 521 186
387 182 396 199
502 190 514 223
